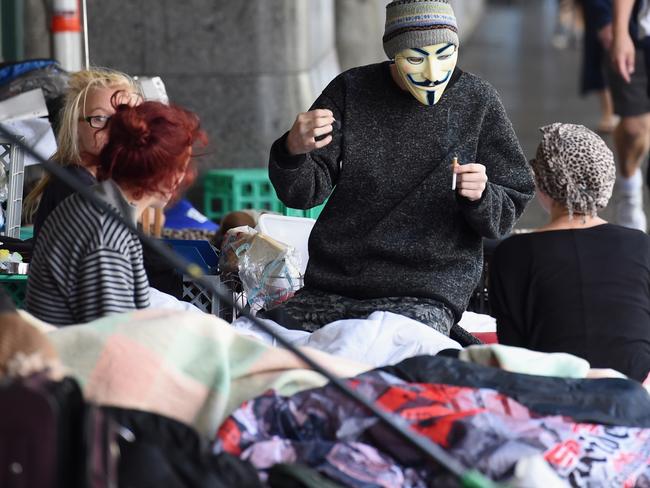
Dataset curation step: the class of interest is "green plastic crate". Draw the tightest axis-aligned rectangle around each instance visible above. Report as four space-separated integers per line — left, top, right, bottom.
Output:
0 274 27 308
203 169 283 221
19 226 33 241
281 200 328 220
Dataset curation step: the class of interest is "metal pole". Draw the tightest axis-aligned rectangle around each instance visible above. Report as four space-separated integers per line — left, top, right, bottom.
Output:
81 0 89 68
0 123 502 488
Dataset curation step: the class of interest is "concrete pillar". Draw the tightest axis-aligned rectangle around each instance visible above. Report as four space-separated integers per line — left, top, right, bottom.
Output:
24 0 50 60
335 0 390 72
86 0 340 172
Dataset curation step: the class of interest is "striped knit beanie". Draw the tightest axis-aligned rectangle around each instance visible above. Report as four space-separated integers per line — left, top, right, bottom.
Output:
531 123 615 218
383 0 459 59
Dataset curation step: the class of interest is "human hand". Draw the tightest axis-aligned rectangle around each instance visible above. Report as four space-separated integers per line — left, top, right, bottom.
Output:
611 30 635 82
597 23 613 51
454 163 487 201
285 109 336 155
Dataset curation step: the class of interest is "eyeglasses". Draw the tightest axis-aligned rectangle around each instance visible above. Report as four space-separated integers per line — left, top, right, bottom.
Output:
81 115 111 129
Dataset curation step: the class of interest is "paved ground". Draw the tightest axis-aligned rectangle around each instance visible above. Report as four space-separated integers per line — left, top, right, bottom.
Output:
461 0 649 229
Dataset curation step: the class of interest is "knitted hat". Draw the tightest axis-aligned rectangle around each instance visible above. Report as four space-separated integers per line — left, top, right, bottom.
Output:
383 0 459 59
531 123 615 218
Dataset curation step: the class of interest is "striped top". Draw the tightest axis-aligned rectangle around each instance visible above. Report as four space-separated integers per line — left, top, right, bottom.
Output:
26 180 150 325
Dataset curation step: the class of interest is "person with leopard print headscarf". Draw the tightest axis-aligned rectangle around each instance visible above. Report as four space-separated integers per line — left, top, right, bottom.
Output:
489 123 650 381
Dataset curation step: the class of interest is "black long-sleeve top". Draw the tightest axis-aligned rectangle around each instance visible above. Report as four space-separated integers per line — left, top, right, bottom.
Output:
33 165 96 241
489 224 650 381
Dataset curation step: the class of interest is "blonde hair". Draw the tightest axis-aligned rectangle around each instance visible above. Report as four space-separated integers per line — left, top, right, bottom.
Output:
24 67 138 221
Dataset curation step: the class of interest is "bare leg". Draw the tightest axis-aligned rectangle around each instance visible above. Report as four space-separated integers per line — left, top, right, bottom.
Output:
614 114 650 230
614 114 650 177
571 0 584 46
553 0 574 49
597 89 620 133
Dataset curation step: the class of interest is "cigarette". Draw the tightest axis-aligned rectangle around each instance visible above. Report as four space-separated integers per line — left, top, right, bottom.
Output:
451 156 458 191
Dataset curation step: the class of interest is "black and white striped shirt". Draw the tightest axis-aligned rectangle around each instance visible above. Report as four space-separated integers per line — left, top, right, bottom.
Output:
26 180 150 325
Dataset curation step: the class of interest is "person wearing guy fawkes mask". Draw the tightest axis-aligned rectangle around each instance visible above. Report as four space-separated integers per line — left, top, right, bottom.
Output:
266 0 535 335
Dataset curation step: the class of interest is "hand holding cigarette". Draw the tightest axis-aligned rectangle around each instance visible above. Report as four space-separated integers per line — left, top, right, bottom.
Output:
453 161 488 201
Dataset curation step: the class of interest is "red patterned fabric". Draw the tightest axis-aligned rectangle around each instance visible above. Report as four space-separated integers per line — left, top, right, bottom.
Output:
215 371 650 487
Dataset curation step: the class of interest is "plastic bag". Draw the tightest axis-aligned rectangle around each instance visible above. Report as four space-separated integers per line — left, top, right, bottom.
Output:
218 226 254 276
219 226 303 312
0 62 69 103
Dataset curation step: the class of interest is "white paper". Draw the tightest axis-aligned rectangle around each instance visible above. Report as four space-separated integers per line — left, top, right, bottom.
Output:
0 89 48 123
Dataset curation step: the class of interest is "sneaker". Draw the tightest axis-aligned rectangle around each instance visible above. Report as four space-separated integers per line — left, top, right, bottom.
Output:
616 192 647 231
552 32 569 50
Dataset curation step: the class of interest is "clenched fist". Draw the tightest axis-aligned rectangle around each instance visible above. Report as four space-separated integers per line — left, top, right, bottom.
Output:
286 109 336 155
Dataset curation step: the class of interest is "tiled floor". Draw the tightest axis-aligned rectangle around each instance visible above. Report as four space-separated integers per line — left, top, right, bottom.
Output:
461 0 647 229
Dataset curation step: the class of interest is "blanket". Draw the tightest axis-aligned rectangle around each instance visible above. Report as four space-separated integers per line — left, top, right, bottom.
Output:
216 369 650 487
28 309 369 437
231 311 462 367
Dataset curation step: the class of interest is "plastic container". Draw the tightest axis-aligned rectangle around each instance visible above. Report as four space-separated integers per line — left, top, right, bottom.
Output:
19 226 33 241
163 239 219 274
0 274 28 308
280 199 328 220
0 137 25 239
203 169 283 221
181 274 246 321
1 262 28 274
257 213 316 276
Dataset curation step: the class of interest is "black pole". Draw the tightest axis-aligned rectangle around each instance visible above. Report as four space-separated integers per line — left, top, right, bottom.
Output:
0 123 501 487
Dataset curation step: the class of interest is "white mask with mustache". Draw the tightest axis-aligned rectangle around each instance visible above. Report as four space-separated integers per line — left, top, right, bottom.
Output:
394 43 459 106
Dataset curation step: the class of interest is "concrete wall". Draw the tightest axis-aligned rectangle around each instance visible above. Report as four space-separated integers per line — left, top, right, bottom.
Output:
26 0 484 176
85 0 340 171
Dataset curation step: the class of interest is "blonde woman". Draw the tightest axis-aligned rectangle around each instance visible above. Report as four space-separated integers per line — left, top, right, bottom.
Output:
24 68 139 240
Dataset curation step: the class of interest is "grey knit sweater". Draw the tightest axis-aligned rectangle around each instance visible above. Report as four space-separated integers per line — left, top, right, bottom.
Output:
269 62 534 320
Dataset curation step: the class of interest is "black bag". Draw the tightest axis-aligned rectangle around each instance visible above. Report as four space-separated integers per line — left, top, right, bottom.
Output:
104 407 262 488
0 374 120 488
0 375 261 487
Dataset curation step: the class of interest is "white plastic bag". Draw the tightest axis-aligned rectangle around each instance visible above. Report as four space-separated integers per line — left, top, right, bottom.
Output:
219 226 303 312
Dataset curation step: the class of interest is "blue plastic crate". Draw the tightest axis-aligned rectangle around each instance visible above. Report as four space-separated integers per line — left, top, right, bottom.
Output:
164 239 219 274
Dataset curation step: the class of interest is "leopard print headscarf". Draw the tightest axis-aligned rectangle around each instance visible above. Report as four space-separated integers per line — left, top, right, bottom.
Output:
531 123 615 218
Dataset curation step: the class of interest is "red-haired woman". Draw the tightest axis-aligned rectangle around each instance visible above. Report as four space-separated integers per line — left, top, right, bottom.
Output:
26 101 206 325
